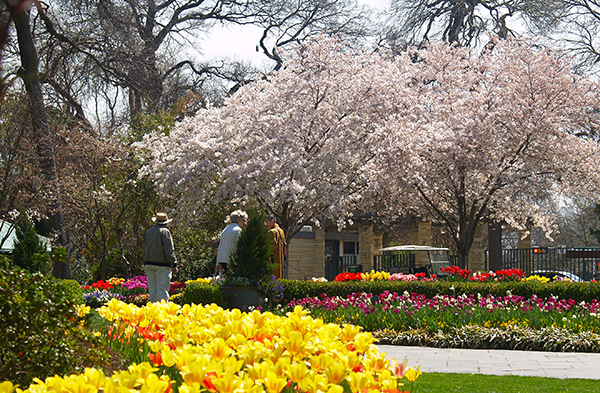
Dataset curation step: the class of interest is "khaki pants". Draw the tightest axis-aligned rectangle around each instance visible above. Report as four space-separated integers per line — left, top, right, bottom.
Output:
145 264 172 302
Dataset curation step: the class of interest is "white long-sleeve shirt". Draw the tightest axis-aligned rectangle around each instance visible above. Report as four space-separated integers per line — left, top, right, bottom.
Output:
216 223 242 264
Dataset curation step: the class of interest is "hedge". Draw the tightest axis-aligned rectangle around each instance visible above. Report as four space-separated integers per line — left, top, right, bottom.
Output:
279 279 600 303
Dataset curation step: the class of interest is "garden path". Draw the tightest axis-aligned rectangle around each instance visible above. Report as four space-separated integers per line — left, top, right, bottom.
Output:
378 345 600 379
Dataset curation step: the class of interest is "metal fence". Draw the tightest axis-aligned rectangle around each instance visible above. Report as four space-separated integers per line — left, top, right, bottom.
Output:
373 253 415 272
485 247 600 281
324 255 359 281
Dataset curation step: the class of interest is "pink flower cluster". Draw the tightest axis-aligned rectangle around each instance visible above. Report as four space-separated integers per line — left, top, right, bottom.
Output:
121 275 148 290
389 272 436 281
288 290 600 316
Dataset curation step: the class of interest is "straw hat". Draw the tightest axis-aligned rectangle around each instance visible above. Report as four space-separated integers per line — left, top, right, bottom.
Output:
152 212 172 224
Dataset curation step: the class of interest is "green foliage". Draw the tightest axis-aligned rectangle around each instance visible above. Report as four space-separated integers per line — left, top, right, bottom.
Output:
0 267 111 387
11 211 50 273
171 226 216 281
0 254 8 269
228 207 272 283
58 278 85 305
178 281 226 307
417 372 600 393
256 275 286 309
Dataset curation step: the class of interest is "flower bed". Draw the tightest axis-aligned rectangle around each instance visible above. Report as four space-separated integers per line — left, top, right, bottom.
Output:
282 290 600 352
3 300 422 393
81 276 186 307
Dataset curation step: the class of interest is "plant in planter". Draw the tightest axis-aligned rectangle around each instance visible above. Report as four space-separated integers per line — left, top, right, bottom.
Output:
227 207 273 282
220 207 275 310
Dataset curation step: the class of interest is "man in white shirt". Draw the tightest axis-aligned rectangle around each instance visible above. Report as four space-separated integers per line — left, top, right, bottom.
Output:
215 210 248 274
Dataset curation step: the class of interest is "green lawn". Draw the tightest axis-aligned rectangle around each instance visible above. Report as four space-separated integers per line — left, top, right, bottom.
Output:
413 372 600 393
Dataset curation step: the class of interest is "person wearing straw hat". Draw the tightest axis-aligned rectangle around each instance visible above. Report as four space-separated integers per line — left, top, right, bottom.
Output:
144 212 178 302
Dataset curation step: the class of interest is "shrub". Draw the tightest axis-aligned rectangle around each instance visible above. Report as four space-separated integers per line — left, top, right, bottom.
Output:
11 211 50 273
58 278 85 305
178 281 226 307
0 267 111 386
228 207 272 283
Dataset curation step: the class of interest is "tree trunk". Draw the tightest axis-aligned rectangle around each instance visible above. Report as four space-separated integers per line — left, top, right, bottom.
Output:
10 4 70 278
488 221 503 272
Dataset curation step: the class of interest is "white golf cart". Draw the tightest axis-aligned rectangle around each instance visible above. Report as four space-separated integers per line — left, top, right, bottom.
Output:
376 245 452 277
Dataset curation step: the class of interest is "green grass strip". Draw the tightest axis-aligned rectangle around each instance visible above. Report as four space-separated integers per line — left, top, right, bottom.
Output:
414 372 600 393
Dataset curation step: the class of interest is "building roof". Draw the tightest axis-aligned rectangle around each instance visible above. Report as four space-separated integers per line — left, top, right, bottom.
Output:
0 220 52 253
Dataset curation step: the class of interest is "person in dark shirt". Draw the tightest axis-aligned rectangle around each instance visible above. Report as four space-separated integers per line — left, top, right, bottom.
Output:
144 212 178 302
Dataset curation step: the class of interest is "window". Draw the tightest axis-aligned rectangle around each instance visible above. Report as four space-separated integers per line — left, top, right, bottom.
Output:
343 241 359 255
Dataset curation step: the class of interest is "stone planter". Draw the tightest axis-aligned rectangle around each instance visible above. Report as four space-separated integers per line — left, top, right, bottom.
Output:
220 286 266 311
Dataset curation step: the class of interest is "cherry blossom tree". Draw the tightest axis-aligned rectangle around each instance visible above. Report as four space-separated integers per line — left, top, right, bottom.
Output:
375 37 600 268
139 35 600 267
137 36 398 242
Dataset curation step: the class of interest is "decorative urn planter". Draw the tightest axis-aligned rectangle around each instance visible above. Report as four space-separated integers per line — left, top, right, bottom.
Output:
220 286 266 311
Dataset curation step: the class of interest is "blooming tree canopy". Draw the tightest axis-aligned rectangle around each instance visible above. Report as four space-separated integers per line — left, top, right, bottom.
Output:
375 37 600 267
137 36 397 240
139 35 600 267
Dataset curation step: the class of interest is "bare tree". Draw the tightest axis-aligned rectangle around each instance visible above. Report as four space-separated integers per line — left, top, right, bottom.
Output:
523 0 600 74
383 0 539 49
3 0 69 277
30 0 370 126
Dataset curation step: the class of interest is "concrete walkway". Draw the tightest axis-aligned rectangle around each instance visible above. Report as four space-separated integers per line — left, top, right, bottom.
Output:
377 345 600 379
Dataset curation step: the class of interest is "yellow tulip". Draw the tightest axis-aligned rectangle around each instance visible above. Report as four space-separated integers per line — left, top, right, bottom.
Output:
353 332 374 354
205 337 233 361
178 382 203 393
325 361 347 384
0 381 17 393
212 373 241 393
309 353 333 373
404 366 422 382
263 371 287 393
285 361 308 383
364 353 388 373
339 324 361 344
76 304 91 317
283 331 306 357
247 360 274 382
326 384 345 393
346 372 374 393
140 374 172 393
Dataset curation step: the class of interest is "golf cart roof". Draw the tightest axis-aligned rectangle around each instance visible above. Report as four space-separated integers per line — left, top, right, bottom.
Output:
379 245 450 252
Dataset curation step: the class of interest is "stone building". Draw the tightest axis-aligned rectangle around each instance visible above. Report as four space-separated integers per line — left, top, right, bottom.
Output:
286 220 487 280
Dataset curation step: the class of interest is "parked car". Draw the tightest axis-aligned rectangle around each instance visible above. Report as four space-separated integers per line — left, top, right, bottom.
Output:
531 270 584 282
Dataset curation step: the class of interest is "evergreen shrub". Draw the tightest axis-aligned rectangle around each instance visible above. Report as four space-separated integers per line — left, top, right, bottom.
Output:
0 267 110 386
11 211 50 273
228 207 272 283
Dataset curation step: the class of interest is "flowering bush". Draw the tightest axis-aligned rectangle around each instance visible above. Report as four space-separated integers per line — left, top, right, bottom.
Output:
7 300 422 393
